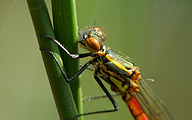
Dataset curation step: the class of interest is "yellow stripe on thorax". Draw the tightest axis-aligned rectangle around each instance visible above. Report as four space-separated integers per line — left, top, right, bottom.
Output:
106 55 128 72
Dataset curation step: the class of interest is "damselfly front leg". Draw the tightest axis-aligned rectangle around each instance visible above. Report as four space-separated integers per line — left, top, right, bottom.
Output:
40 35 94 59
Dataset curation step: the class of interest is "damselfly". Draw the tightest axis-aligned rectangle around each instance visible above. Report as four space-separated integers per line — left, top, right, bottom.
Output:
40 27 172 120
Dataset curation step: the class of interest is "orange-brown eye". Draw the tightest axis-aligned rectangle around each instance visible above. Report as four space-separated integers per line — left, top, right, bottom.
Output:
87 37 100 51
91 27 106 41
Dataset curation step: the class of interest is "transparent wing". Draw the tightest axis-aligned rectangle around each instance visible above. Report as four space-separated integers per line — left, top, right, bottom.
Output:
109 49 132 63
109 49 172 119
134 79 173 120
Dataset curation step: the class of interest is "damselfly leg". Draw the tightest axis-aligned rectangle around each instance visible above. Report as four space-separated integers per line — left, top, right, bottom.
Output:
40 36 119 119
40 48 93 83
40 35 93 59
83 93 119 102
80 64 93 71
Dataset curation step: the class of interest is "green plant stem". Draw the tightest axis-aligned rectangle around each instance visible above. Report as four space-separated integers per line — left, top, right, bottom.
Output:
51 0 83 117
27 0 80 120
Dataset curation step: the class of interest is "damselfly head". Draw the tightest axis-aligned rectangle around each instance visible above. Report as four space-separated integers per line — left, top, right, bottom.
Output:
79 27 106 52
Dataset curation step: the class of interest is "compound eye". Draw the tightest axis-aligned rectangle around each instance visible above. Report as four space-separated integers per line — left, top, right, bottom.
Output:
91 27 106 41
87 37 100 52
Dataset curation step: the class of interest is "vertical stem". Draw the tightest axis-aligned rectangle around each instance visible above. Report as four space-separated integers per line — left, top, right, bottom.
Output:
27 0 80 120
51 0 83 118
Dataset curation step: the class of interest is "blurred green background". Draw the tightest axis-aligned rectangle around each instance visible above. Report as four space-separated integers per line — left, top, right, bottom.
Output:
0 0 192 120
